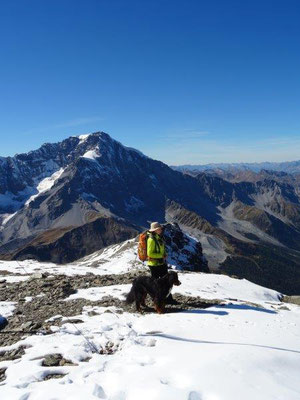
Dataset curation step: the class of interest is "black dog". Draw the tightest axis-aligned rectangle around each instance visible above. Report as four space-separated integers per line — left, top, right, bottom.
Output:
126 271 181 314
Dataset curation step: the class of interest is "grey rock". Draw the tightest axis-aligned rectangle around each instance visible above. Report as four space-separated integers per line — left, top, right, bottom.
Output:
282 295 300 306
31 273 46 280
0 367 6 382
42 353 62 367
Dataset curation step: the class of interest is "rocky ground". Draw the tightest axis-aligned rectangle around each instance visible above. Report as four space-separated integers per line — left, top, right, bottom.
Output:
2 267 297 388
0 271 222 351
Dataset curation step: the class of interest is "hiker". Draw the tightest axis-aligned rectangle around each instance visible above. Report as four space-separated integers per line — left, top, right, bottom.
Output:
146 222 178 305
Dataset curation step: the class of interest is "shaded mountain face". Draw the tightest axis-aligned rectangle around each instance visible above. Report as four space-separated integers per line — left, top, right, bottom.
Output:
1 132 300 294
9 217 139 264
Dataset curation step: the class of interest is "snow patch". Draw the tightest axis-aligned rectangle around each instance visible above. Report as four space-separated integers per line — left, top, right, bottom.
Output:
65 284 131 302
0 301 17 318
78 134 91 143
25 168 64 206
1 211 17 226
81 149 100 161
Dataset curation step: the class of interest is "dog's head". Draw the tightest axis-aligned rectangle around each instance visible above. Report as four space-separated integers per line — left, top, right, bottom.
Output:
168 271 181 286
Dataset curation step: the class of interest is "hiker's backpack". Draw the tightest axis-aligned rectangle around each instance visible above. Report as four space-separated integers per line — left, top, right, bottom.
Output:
138 231 148 261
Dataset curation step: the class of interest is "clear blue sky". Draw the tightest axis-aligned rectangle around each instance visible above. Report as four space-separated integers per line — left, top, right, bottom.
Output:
1 0 300 164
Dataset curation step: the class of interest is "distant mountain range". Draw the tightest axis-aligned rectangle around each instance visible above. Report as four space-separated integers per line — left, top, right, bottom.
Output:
172 160 300 174
1 132 300 294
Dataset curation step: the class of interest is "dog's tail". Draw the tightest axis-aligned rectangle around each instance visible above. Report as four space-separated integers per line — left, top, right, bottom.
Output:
125 287 135 304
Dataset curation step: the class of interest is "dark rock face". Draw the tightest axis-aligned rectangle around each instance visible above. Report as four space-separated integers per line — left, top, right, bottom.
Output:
12 217 139 263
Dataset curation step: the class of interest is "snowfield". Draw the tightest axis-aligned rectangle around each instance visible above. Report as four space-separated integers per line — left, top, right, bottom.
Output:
1 245 300 400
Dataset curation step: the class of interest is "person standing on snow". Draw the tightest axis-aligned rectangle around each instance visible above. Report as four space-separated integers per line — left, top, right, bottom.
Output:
146 222 178 304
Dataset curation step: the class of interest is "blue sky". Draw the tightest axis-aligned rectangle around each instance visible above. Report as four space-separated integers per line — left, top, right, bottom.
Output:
1 0 300 165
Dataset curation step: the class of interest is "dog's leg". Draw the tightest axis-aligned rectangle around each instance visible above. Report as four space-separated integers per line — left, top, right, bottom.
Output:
141 293 147 308
154 299 164 314
135 300 142 312
135 292 144 313
154 304 163 314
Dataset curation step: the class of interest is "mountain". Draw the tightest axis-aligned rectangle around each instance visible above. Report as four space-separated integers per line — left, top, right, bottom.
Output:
172 160 300 174
1 132 300 294
0 132 210 269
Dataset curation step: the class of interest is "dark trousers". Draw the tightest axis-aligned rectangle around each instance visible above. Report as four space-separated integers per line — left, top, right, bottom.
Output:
148 263 168 279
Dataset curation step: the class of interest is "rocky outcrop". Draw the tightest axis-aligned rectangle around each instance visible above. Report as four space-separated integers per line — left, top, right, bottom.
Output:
163 223 209 272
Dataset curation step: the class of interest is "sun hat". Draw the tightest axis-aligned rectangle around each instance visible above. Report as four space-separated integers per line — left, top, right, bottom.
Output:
149 222 163 232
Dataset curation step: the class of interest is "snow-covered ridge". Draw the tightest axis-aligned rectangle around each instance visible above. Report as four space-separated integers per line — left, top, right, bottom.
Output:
1 263 299 399
1 234 300 400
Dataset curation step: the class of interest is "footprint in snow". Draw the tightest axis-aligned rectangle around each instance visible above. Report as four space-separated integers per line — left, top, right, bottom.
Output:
188 391 202 400
19 394 31 400
160 378 169 385
93 384 106 399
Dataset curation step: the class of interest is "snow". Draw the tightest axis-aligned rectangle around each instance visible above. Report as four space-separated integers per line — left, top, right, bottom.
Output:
79 134 91 143
0 167 64 222
1 212 17 226
82 149 100 161
25 168 64 206
0 301 17 318
172 273 281 304
77 239 142 274
65 284 131 302
0 240 140 280
0 275 30 283
1 275 300 399
1 241 300 399
0 187 34 211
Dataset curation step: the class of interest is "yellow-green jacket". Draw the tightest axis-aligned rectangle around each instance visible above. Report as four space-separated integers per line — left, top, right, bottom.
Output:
147 232 167 266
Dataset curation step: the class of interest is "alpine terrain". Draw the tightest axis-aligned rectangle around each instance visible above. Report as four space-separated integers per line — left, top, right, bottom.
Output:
1 132 300 293
1 132 300 399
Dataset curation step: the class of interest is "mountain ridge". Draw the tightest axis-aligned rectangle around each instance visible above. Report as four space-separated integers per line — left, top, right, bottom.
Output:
1 131 300 293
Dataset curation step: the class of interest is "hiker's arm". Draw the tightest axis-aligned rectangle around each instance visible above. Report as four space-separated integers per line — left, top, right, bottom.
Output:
147 237 164 258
